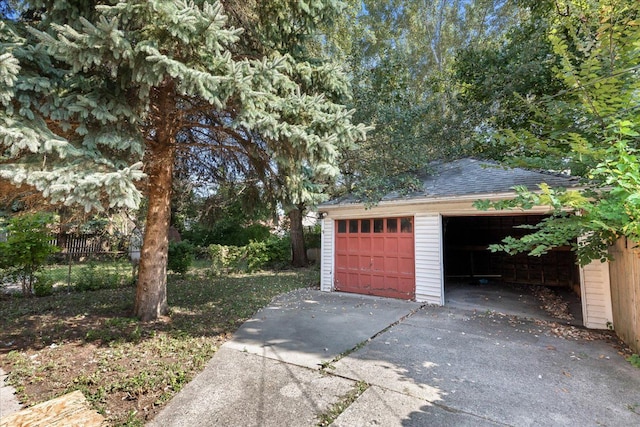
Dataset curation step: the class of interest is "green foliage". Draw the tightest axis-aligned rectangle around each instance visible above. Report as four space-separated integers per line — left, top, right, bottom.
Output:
183 221 271 248
0 0 366 211
0 212 58 296
329 0 526 202
208 236 291 275
168 241 194 275
75 261 132 292
33 271 54 297
304 224 322 249
264 235 292 266
174 182 274 248
454 1 565 162
628 354 640 369
473 0 640 264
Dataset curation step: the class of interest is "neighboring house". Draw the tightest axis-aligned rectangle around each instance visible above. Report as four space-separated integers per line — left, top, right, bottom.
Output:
318 158 613 330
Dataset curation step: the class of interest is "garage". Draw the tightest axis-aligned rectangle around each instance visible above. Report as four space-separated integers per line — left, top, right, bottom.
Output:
442 215 580 288
334 217 415 299
319 158 614 329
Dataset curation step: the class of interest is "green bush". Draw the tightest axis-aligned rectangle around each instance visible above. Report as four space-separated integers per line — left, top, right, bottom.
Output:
208 236 291 274
75 262 131 291
304 225 322 249
0 213 59 296
209 244 227 276
265 235 291 265
168 241 194 275
33 272 54 297
183 221 271 247
245 241 270 272
76 262 109 291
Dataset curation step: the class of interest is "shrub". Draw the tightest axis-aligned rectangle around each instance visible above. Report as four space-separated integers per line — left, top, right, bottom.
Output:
33 272 54 297
208 236 291 274
209 244 228 276
245 241 269 272
304 225 322 249
244 224 271 243
0 213 59 296
75 262 132 291
168 241 194 275
265 236 291 265
183 221 271 247
76 262 109 291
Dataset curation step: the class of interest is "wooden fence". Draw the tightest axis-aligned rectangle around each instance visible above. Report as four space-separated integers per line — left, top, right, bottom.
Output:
608 238 640 353
50 234 125 261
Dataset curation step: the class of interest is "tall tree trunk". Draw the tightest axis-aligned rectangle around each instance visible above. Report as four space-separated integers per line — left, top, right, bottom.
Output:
289 205 308 267
134 134 175 321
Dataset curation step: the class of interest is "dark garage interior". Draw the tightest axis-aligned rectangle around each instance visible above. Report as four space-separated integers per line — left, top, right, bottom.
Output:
442 215 582 321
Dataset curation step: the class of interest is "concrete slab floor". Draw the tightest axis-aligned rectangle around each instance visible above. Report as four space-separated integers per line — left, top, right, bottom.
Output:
444 280 583 325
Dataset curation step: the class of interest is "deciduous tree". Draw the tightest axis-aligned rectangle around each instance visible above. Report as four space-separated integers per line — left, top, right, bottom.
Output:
475 0 640 264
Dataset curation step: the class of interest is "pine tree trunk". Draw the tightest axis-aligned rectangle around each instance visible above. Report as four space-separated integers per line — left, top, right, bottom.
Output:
289 205 308 267
134 128 175 321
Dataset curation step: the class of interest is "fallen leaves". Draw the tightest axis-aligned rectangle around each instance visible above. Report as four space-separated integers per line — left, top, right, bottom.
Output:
532 286 573 321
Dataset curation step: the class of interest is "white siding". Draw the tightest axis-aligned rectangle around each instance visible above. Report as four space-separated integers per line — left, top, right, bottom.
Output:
580 260 613 329
320 218 334 292
415 214 444 305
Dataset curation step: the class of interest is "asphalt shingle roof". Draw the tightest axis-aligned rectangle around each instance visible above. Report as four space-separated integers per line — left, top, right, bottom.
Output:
322 158 581 207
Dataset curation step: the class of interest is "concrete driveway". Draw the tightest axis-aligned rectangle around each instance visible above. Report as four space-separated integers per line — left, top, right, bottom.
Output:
150 288 640 426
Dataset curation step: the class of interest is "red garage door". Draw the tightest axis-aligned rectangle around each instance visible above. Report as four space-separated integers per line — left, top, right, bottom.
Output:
335 217 415 300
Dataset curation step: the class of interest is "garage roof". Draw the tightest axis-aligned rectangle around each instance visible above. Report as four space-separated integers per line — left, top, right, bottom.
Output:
322 158 582 207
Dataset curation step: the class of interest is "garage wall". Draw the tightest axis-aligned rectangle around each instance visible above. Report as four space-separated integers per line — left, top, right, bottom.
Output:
415 214 443 304
580 259 613 329
320 218 333 292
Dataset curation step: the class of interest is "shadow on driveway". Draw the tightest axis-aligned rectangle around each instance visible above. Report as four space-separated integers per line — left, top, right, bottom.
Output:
150 289 640 427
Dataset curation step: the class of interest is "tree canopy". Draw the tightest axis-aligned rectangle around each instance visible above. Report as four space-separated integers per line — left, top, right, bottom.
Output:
473 0 640 264
327 0 527 201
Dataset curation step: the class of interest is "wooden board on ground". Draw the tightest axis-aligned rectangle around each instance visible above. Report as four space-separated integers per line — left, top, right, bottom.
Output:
0 390 105 427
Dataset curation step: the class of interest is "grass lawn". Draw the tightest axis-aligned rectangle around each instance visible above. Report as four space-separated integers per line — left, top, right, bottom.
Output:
0 263 319 426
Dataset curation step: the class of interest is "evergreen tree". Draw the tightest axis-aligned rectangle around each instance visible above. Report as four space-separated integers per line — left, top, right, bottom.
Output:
1 0 365 320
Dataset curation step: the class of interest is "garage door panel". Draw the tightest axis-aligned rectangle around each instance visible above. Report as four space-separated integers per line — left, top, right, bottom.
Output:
384 257 398 273
348 272 360 285
372 256 385 271
359 256 372 270
335 271 348 287
371 274 386 287
336 254 348 267
398 277 414 292
385 238 398 253
399 258 414 274
335 217 415 300
359 237 371 251
355 274 371 288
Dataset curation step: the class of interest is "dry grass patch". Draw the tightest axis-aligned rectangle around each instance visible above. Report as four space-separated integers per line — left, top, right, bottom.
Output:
0 265 319 426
